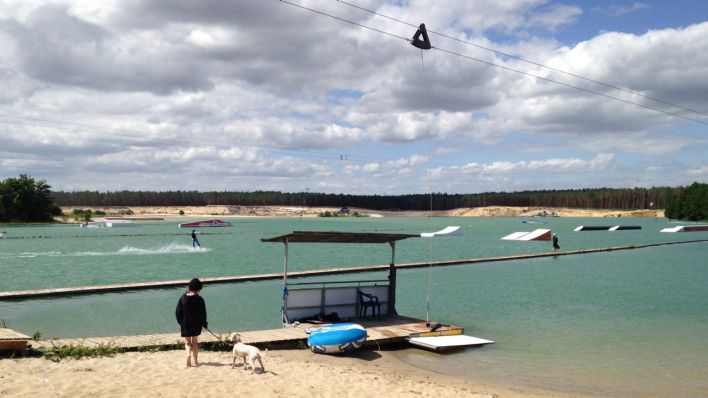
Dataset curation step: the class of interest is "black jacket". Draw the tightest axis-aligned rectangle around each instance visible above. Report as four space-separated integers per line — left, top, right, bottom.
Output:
176 294 207 337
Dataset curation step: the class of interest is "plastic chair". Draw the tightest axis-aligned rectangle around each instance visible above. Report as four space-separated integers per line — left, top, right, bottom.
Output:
358 290 381 319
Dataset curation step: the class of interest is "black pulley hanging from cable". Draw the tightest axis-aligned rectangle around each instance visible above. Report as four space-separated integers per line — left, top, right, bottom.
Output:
411 23 432 49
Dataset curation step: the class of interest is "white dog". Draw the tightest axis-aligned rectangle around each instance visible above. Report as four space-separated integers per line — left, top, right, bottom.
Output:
227 333 266 374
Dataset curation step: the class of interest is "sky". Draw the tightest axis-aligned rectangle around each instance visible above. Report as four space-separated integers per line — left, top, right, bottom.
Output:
0 0 706 195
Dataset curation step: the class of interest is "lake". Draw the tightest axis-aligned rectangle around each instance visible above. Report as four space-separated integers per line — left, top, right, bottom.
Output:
1 216 706 397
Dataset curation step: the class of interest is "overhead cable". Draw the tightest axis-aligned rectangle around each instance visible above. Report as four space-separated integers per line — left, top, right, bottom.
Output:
279 0 707 125
335 0 706 118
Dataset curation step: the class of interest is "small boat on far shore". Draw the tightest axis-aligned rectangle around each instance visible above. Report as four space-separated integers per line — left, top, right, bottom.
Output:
105 217 164 221
179 219 233 228
80 220 137 228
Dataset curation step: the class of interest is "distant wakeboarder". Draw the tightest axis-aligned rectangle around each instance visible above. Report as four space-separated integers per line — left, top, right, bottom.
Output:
552 233 560 253
191 229 201 248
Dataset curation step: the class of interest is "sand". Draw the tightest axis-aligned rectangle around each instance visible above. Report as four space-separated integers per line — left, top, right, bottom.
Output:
0 348 554 398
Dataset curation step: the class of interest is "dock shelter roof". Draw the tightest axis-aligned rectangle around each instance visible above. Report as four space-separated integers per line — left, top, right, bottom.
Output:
261 231 418 244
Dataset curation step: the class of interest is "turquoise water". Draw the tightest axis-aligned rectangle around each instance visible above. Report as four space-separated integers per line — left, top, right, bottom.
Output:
1 217 707 397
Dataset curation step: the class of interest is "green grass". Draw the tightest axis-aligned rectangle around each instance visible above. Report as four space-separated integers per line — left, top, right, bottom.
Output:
40 342 125 361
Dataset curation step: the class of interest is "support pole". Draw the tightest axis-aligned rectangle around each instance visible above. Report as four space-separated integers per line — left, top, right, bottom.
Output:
388 241 397 316
282 238 289 325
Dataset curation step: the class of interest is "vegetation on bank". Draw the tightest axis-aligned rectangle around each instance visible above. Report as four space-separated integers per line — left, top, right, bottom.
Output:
665 182 708 221
0 175 61 222
40 342 126 361
52 186 684 211
319 209 367 217
3 174 705 220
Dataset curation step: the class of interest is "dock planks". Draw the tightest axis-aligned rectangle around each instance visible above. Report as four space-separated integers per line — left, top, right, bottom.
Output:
0 328 30 352
28 316 460 352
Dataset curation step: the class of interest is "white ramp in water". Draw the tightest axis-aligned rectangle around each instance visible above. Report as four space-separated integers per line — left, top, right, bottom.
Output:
661 225 708 233
501 231 529 240
421 226 462 237
408 335 495 351
501 229 551 241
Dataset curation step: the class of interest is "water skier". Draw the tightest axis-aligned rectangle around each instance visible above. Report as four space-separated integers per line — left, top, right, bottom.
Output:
191 229 201 248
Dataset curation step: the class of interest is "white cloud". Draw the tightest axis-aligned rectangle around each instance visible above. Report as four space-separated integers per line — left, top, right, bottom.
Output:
459 153 614 174
595 3 647 17
363 163 380 173
0 1 705 194
686 165 708 176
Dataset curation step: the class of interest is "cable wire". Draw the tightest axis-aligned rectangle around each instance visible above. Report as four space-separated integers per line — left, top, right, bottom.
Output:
335 0 707 118
280 0 410 42
279 0 707 125
432 46 707 125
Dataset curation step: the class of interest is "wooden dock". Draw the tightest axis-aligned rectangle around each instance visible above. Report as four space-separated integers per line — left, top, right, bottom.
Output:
0 328 30 353
28 316 460 352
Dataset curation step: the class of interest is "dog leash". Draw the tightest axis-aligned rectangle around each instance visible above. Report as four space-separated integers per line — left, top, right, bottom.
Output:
205 327 233 346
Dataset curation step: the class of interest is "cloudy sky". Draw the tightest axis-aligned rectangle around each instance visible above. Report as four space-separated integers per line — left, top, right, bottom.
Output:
0 0 706 194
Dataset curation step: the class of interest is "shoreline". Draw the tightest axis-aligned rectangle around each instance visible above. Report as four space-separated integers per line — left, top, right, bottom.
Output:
56 205 665 221
0 348 573 398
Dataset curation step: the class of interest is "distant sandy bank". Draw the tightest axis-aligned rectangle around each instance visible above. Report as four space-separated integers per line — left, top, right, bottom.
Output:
59 205 664 219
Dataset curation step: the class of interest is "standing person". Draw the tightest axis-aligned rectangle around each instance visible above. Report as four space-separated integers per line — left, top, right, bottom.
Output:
176 278 208 367
552 233 560 253
191 229 201 248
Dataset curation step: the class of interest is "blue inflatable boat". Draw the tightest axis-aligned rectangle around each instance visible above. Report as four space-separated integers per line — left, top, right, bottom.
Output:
306 323 367 354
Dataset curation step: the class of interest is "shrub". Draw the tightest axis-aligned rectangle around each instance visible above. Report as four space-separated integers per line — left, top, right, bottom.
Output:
41 342 125 361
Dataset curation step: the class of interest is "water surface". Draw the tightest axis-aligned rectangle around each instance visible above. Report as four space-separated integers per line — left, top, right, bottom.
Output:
1 217 706 397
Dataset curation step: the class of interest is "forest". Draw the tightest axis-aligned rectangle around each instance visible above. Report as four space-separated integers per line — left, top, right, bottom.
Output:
51 186 684 211
664 182 708 221
3 174 706 222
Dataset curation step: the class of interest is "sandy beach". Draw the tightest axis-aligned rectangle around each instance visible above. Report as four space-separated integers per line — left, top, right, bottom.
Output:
0 348 568 398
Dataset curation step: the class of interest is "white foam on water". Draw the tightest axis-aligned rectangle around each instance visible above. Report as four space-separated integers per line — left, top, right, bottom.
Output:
116 242 210 255
1 251 61 259
3 243 209 258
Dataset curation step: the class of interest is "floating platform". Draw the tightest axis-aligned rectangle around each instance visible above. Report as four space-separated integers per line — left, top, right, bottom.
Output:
179 219 233 228
27 316 465 353
420 226 462 237
661 225 708 233
407 335 495 352
574 225 641 231
501 228 551 241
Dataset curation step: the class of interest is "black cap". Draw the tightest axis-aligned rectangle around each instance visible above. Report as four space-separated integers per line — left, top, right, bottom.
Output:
188 278 203 292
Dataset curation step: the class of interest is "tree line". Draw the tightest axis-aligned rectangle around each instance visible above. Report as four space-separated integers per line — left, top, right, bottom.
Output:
665 182 708 221
3 174 706 222
0 175 61 222
51 186 686 211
